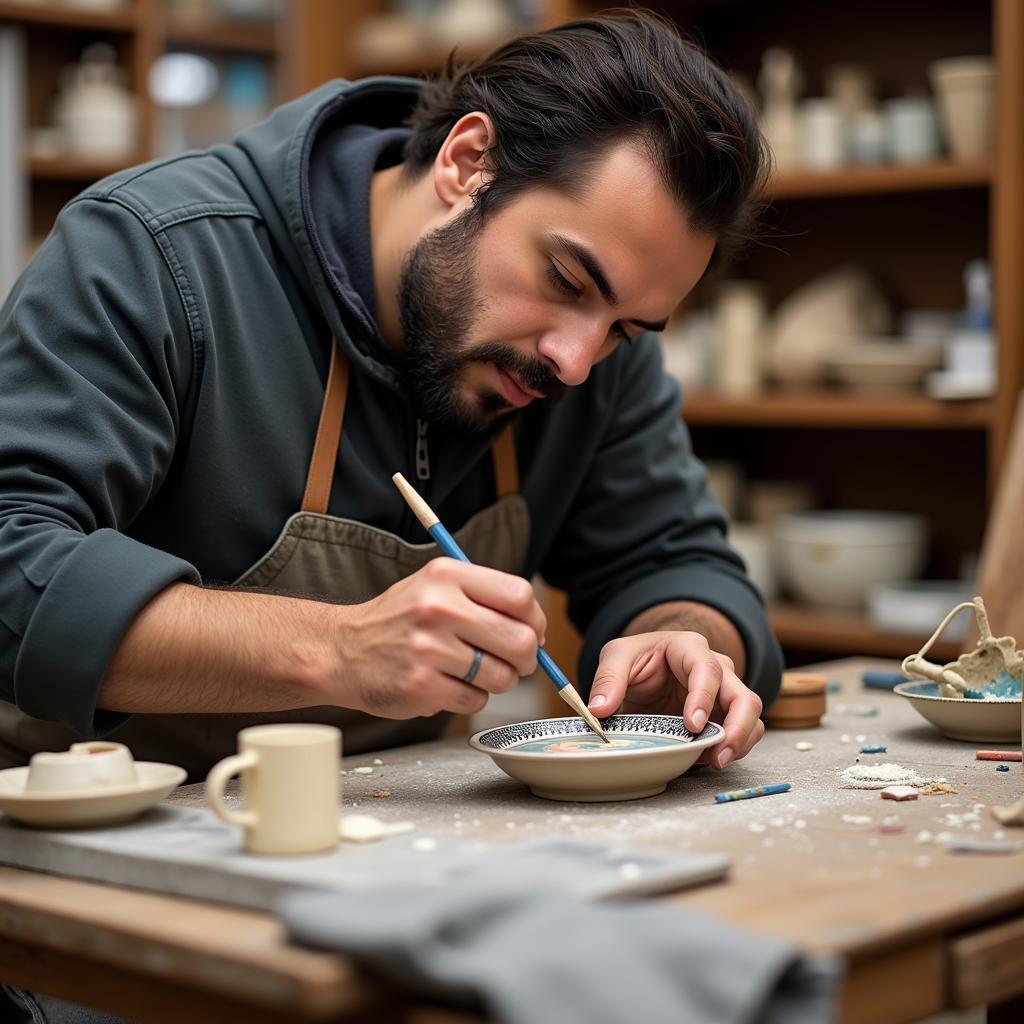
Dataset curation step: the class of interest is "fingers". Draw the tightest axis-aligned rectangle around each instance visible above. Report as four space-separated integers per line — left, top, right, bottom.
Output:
418 560 544 676
662 634 724 734
586 635 654 718
451 562 547 645
704 673 764 769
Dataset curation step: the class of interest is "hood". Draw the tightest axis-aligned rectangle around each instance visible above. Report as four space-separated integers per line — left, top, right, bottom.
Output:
217 77 423 391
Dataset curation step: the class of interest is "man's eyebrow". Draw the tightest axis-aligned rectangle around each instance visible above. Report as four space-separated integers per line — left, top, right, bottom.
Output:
551 233 669 333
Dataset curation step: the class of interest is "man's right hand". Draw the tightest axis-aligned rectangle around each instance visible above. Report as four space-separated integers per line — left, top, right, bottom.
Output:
333 558 547 719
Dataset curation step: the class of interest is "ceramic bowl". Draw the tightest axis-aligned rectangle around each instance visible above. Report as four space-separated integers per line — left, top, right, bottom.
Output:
894 681 1022 743
824 339 943 390
469 715 723 802
776 511 927 609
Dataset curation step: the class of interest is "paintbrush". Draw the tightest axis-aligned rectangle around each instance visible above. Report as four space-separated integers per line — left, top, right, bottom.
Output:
391 472 609 742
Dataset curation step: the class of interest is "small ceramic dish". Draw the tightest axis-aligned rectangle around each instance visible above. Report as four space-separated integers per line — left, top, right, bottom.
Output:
894 681 1022 743
0 762 186 828
469 715 723 802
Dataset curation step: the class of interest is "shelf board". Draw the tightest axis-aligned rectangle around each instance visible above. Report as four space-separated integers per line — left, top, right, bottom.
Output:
346 41 505 79
769 602 961 661
767 160 993 200
162 16 278 55
0 1 136 31
28 154 143 181
681 390 992 429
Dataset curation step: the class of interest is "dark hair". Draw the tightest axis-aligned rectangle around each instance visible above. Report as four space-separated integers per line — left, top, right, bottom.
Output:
402 8 770 258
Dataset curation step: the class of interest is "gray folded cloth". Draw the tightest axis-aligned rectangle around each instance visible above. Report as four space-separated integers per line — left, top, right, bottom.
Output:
280 883 842 1024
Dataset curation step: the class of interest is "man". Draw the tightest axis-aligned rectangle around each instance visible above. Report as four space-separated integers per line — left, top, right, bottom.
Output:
0 11 781 791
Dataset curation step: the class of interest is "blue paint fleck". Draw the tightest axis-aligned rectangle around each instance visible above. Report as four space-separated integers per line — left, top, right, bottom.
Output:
859 745 887 754
997 764 1011 772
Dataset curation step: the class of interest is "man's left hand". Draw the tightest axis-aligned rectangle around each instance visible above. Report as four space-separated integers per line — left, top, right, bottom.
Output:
586 631 764 768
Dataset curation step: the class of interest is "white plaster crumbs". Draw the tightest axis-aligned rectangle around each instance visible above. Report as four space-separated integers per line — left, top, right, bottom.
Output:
353 766 374 775
916 830 933 843
412 837 438 853
795 742 814 751
915 855 931 867
842 815 873 825
840 734 851 743
840 763 933 789
373 758 384 766
618 862 643 880
749 822 766 833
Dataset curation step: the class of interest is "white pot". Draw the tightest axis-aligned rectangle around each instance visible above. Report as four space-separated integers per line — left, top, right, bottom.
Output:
777 511 927 609
928 56 996 160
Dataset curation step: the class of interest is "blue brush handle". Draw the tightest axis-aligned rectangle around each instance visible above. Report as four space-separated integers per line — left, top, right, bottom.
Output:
428 522 571 692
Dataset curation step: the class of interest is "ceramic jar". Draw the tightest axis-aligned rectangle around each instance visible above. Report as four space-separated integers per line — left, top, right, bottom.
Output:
56 45 138 158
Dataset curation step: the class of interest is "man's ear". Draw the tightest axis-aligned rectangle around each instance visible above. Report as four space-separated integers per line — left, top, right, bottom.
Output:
433 112 494 210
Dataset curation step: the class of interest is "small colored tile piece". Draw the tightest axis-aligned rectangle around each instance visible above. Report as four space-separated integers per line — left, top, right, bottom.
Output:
997 764 1011 772
860 745 887 754
881 785 919 801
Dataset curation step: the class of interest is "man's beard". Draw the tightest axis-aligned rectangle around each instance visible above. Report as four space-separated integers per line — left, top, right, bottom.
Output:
398 207 565 435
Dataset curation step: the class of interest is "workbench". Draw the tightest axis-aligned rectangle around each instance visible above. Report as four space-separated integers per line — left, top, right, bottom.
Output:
1 657 1022 1024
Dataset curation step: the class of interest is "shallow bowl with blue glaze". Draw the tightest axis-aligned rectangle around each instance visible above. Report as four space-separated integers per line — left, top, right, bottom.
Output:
469 714 723 802
894 680 1022 742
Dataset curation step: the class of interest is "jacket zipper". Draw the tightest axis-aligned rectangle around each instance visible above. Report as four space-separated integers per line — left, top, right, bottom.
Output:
415 418 431 481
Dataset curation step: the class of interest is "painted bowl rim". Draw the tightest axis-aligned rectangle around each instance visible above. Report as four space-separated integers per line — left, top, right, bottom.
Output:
894 680 1022 705
469 714 723 760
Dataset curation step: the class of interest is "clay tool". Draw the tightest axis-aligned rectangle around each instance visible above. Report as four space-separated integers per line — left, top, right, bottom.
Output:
713 782 791 803
976 750 1022 761
391 472 609 742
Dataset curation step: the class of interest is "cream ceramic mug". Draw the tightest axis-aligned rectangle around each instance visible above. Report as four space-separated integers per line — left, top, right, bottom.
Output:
205 724 341 855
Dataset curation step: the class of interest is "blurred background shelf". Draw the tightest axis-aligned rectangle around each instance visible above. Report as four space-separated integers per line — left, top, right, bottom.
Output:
767 601 960 661
162 16 277 55
681 391 992 429
0 1 137 32
28 153 146 179
767 159 993 199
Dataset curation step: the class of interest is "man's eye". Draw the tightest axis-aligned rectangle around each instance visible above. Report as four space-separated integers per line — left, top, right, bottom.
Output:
547 262 581 298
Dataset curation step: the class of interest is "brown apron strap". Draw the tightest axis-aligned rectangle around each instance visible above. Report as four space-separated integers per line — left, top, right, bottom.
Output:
301 339 348 514
301 340 517 513
491 423 518 497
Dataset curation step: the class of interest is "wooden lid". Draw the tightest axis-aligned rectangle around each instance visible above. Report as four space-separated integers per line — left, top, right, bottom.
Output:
779 672 828 696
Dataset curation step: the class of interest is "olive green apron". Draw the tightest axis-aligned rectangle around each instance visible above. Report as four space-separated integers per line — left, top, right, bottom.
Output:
0 340 531 780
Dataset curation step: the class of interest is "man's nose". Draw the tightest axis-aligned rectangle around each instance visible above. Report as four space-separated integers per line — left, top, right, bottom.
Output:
536 318 609 387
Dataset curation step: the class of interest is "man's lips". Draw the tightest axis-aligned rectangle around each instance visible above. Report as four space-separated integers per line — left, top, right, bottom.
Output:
495 365 544 407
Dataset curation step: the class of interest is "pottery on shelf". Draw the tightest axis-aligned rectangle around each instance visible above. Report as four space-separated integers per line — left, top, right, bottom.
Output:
928 56 996 161
469 715 722 802
767 266 893 386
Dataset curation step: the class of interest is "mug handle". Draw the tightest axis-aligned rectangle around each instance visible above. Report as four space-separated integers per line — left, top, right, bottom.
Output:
205 751 259 829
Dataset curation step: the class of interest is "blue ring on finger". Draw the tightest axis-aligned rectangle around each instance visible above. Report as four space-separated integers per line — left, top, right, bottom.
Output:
463 648 484 684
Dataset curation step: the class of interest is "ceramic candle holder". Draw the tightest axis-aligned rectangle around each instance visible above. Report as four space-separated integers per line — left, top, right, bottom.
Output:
24 741 139 793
